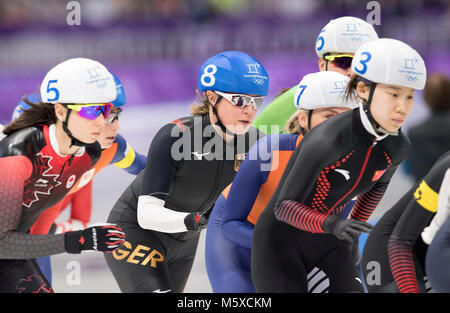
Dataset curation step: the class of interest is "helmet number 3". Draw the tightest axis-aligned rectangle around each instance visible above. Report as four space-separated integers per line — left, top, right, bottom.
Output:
354 52 372 75
200 64 217 87
46 80 60 101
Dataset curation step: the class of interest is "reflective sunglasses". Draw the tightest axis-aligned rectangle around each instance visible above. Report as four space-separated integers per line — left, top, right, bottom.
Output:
106 108 122 124
215 91 264 110
66 103 112 120
324 54 354 70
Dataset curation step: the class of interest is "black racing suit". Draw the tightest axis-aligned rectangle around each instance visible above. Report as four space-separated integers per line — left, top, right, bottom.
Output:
251 107 410 293
362 151 450 293
0 124 101 293
105 114 262 292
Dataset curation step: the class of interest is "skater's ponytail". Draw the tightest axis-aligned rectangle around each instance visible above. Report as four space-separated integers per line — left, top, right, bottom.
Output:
283 111 303 134
3 96 57 135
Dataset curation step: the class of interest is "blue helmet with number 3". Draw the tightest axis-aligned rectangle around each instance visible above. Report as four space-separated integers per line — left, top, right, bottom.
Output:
352 38 427 90
197 51 269 96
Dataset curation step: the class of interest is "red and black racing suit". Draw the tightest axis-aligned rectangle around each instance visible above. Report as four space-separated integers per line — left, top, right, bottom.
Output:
0 124 101 293
251 107 410 292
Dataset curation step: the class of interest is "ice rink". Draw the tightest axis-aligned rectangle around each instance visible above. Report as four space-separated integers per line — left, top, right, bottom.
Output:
49 100 424 293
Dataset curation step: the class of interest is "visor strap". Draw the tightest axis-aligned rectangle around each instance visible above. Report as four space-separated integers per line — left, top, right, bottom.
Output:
62 108 92 147
307 110 313 132
211 95 237 138
363 83 399 136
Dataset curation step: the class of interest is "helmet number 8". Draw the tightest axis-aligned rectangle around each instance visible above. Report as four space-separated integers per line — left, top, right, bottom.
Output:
354 52 372 75
200 64 217 87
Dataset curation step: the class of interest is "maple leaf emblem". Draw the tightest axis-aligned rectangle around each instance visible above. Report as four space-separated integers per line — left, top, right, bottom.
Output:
15 274 53 293
23 153 62 208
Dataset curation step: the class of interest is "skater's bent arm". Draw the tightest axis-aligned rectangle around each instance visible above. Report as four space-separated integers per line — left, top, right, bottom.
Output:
112 133 146 175
273 137 334 232
0 156 66 259
222 138 269 248
137 123 190 233
388 156 449 293
349 165 398 222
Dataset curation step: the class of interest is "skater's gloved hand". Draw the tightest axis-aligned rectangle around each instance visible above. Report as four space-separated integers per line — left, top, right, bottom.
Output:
64 223 125 254
184 210 211 231
322 215 373 244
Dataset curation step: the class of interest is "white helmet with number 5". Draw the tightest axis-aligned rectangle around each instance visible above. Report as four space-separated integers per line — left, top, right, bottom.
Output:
315 16 379 58
40 58 117 104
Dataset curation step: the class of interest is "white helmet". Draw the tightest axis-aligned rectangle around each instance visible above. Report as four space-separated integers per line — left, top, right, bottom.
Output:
315 16 379 58
40 58 117 104
294 71 358 110
351 38 427 90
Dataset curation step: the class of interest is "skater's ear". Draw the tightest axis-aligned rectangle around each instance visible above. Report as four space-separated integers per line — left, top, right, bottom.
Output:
54 103 68 122
206 91 219 106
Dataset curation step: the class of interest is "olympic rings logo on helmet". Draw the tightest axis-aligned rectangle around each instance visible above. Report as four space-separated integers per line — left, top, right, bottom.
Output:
253 78 265 85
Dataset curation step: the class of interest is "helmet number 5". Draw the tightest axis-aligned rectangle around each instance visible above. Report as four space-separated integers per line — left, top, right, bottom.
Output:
354 52 372 75
46 80 60 101
316 29 325 51
200 64 217 87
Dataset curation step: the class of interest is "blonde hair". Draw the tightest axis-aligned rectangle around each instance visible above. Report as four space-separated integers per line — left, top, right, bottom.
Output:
190 90 212 116
283 110 306 134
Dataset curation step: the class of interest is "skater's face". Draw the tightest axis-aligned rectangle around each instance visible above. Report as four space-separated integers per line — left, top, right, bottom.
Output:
318 52 354 78
55 103 107 144
298 107 351 131
357 82 415 132
207 91 260 135
97 107 121 149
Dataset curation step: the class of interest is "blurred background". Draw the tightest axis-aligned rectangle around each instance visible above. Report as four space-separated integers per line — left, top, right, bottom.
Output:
0 0 449 292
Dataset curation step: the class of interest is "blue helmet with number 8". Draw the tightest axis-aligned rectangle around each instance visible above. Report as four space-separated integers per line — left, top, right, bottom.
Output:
197 51 269 96
351 38 427 90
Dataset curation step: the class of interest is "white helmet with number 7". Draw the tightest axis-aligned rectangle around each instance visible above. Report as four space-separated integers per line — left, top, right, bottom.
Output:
294 71 358 110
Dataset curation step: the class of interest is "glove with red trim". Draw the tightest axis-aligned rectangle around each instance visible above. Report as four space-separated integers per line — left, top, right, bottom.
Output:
64 223 125 253
184 210 211 231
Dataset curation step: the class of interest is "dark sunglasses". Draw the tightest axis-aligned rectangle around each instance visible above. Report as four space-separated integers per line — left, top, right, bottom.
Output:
324 54 354 70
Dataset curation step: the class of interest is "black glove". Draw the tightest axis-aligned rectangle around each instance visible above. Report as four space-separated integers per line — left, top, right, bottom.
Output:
64 223 125 254
184 211 210 231
322 215 373 244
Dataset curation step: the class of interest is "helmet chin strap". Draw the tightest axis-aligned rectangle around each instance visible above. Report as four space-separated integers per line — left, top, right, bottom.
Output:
211 95 238 139
299 110 313 135
62 109 93 148
362 83 399 136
